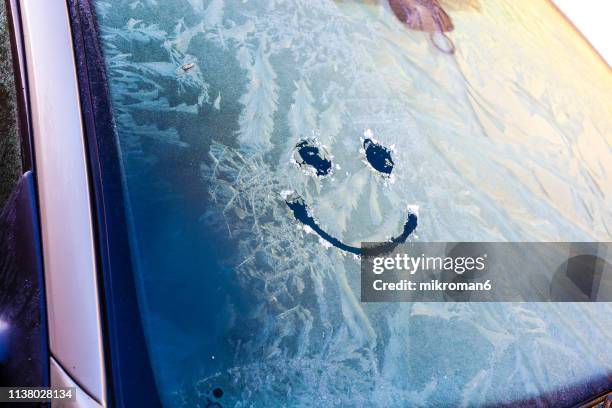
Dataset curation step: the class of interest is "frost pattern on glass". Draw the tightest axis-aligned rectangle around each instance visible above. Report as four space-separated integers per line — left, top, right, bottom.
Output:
94 0 612 406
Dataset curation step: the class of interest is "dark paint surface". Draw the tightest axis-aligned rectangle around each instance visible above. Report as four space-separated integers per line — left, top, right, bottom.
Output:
0 172 48 392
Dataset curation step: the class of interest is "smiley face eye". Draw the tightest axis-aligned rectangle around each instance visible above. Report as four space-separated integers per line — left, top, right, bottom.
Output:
363 138 394 176
293 139 333 177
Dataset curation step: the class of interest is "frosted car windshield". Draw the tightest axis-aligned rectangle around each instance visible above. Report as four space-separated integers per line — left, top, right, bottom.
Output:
93 0 612 406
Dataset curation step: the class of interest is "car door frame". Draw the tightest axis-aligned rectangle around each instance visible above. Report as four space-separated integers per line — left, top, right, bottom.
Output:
4 0 161 406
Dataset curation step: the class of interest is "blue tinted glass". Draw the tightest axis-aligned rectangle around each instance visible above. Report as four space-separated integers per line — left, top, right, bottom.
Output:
93 1 612 406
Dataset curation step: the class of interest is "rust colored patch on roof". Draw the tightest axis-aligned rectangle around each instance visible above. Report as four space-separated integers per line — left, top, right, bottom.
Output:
388 0 454 32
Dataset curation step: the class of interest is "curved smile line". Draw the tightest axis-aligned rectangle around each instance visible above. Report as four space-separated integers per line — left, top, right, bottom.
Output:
283 192 418 256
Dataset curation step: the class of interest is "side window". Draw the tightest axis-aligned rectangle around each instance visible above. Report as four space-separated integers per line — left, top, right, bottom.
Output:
0 2 21 210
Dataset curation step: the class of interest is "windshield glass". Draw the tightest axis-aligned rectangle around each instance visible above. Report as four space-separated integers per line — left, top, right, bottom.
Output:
93 0 612 406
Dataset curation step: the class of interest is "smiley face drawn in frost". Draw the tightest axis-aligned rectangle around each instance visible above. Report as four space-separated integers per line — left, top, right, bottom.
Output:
284 131 418 256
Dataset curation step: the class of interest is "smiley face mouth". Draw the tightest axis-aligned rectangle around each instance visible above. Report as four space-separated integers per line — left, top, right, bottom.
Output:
283 191 418 256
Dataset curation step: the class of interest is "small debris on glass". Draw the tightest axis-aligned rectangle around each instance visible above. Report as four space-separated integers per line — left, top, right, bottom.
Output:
181 62 195 71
